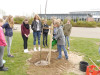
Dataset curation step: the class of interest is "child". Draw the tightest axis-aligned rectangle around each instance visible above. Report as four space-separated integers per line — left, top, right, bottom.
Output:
31 14 42 51
63 19 72 50
0 19 8 71
21 19 30 53
43 20 49 47
2 15 14 57
54 20 68 60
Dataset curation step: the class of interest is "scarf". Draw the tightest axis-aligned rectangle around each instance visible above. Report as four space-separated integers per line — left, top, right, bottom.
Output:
23 22 29 29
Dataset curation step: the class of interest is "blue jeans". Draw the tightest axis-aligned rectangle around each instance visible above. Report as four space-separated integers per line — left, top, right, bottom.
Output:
65 36 70 47
57 45 68 59
33 31 41 45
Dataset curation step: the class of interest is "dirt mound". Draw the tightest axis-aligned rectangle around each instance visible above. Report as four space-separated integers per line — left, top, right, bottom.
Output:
27 48 86 75
27 51 71 75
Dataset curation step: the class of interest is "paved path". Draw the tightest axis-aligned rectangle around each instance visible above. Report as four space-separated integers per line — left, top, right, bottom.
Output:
14 24 100 39
70 27 100 39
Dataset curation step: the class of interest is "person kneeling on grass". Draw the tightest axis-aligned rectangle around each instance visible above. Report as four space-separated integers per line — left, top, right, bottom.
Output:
21 18 30 53
0 19 8 71
54 20 68 60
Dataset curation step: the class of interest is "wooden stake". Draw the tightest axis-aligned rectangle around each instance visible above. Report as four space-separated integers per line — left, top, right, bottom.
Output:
48 23 53 64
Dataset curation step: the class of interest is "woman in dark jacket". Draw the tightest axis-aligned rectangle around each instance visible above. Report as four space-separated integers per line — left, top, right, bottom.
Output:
2 15 14 57
31 14 42 51
21 19 30 53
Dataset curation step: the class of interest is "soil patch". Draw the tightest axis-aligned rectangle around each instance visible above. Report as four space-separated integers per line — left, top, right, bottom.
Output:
27 49 85 75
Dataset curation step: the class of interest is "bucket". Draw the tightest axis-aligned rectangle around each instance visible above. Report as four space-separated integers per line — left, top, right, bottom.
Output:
80 61 89 72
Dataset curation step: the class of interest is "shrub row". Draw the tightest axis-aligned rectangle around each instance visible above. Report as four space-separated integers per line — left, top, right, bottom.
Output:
14 17 100 27
71 21 97 27
14 16 33 25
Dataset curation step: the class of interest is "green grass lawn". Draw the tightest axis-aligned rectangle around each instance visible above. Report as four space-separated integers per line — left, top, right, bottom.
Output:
0 31 100 75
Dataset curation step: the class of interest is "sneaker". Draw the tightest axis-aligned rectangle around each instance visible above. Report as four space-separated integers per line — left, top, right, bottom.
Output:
3 60 6 64
56 57 62 60
38 47 41 51
0 65 8 71
67 47 70 50
24 49 29 53
34 47 37 51
46 45 48 47
0 67 8 71
8 55 14 58
66 58 68 60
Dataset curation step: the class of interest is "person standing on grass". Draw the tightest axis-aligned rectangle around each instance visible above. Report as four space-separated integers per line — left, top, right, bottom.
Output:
0 19 8 71
43 19 49 47
54 20 68 60
2 15 14 57
21 19 30 53
63 19 72 50
31 14 42 51
53 19 62 52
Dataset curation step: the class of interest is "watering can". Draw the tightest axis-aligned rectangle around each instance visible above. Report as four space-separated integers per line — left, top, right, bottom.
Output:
52 37 57 48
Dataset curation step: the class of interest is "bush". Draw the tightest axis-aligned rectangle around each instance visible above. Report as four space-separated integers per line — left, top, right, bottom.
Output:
14 16 34 25
14 16 98 27
29 18 33 25
47 20 52 26
85 21 96 27
71 20 97 27
63 19 67 24
14 16 25 24
96 22 100 27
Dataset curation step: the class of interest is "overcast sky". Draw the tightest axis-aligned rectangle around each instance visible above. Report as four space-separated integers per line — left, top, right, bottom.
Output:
0 0 100 16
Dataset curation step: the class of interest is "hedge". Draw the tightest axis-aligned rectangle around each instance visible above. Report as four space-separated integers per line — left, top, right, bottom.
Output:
14 17 100 27
71 21 97 27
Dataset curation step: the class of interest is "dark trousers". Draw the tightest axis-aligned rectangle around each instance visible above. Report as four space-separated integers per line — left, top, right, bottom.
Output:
43 33 48 46
22 35 28 49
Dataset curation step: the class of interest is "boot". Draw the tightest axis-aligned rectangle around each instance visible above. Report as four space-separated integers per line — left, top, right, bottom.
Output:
0 65 8 71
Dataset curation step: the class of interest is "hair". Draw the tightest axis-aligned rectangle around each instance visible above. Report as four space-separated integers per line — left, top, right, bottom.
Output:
24 18 29 22
43 19 47 22
33 14 41 21
57 19 61 23
0 18 3 22
54 20 60 26
52 19 56 24
6 15 14 28
57 19 63 25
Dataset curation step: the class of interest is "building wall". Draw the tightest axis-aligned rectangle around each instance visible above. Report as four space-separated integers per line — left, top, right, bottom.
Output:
86 17 94 22
39 14 88 21
39 11 100 22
